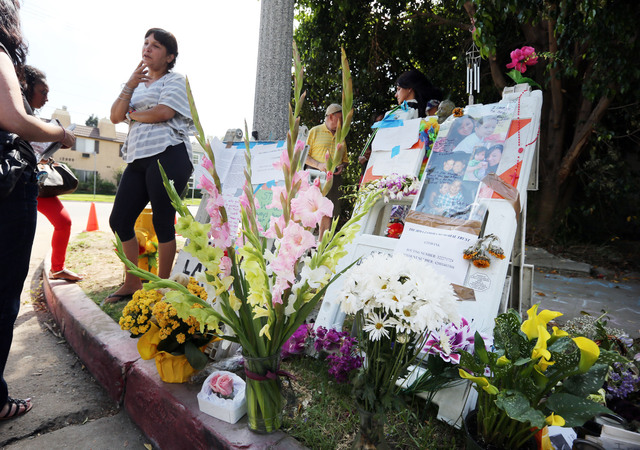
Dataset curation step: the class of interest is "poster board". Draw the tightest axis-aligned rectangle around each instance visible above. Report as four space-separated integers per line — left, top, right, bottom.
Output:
172 138 297 279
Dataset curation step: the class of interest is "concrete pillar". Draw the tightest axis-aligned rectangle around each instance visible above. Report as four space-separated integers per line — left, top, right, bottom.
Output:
251 0 294 141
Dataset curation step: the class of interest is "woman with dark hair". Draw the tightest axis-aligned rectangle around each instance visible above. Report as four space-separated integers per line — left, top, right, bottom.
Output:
107 27 194 303
1 0 76 420
394 69 443 118
433 115 476 153
24 65 83 282
486 144 504 174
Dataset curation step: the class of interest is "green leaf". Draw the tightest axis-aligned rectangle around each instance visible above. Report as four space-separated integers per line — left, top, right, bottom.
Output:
495 389 546 429
545 393 611 428
184 340 209 371
561 364 608 397
598 348 629 366
474 331 489 364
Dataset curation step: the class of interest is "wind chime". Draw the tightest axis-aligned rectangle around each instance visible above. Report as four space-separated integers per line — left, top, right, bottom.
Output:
466 41 481 105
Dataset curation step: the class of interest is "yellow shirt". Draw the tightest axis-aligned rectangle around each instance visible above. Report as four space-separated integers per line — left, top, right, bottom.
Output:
306 123 348 165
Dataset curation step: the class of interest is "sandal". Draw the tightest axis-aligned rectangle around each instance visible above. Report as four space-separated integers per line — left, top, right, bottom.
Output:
0 397 33 421
49 268 84 282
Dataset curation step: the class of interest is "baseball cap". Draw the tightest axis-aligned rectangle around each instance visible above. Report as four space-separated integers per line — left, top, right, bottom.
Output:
325 103 342 116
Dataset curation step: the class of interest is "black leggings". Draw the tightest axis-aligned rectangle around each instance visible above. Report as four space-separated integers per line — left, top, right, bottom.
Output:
109 142 192 243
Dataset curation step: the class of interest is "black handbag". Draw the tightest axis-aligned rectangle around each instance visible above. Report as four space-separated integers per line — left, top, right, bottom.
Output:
0 131 35 200
38 160 78 197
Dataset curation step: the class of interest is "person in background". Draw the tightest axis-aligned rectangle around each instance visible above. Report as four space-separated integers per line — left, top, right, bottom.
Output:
391 69 443 119
305 103 348 237
107 27 194 303
23 65 83 281
0 0 76 420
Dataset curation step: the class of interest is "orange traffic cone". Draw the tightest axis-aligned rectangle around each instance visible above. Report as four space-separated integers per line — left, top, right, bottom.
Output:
85 202 99 232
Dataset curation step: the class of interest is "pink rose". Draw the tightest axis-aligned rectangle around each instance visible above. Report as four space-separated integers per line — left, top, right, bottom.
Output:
209 373 234 398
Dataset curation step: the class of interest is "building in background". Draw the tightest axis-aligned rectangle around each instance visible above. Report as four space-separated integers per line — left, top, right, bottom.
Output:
51 107 126 184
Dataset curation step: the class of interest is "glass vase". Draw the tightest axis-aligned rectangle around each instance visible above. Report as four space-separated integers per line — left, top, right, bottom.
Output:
352 406 389 449
243 352 283 433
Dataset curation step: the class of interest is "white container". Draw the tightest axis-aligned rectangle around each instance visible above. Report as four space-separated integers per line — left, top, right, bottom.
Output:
197 370 247 424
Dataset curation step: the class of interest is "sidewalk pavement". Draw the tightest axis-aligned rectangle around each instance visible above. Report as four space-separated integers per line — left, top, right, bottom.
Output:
525 245 640 338
41 259 304 450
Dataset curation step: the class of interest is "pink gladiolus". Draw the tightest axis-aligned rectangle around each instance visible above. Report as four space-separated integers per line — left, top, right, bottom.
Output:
209 373 234 398
267 185 287 210
273 148 291 171
201 155 213 171
293 170 311 192
291 185 333 228
280 221 316 260
506 46 538 73
211 221 232 248
265 215 286 239
197 173 215 192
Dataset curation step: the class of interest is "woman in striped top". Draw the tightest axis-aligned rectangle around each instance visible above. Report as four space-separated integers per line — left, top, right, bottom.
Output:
106 28 194 304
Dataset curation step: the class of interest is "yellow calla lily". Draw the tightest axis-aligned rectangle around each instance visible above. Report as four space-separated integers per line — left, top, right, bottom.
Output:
459 369 489 387
496 355 511 366
573 336 600 373
482 383 499 395
531 325 551 361
548 325 570 344
545 413 565 426
521 304 563 340
535 357 555 372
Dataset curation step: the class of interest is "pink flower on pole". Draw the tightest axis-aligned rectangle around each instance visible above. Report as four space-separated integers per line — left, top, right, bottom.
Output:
291 184 333 228
506 46 538 73
210 221 232 248
209 373 234 398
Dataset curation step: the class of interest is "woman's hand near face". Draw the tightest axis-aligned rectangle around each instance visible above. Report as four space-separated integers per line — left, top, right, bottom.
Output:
126 61 149 90
111 61 149 124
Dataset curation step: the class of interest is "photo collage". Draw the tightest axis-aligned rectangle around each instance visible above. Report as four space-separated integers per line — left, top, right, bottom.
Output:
413 103 515 221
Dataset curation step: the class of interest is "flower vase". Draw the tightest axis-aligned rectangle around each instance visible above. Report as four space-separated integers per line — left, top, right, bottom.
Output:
352 406 389 450
243 352 283 433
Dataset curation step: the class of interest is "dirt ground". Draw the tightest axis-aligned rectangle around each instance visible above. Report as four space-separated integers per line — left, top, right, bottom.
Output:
64 231 187 306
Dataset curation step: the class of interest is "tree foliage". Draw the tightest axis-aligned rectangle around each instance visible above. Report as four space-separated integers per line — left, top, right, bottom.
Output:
85 114 98 127
294 0 640 240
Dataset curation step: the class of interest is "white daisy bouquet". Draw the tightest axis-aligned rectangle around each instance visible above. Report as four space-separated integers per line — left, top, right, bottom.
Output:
336 253 459 414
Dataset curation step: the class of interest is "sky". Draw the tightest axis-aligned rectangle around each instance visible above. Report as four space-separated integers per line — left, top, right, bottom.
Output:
20 0 262 138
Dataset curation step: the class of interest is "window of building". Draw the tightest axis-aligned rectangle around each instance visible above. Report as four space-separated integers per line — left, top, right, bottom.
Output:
75 138 96 154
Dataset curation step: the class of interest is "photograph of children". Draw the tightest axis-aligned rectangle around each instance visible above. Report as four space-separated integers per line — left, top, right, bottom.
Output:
463 145 490 182
414 179 479 220
424 151 470 184
431 115 476 153
431 102 514 156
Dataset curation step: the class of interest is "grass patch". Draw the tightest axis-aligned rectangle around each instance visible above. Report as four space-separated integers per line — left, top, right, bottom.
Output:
59 193 201 206
281 356 465 449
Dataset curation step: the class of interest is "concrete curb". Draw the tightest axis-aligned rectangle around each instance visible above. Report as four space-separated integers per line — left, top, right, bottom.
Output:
42 260 305 450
